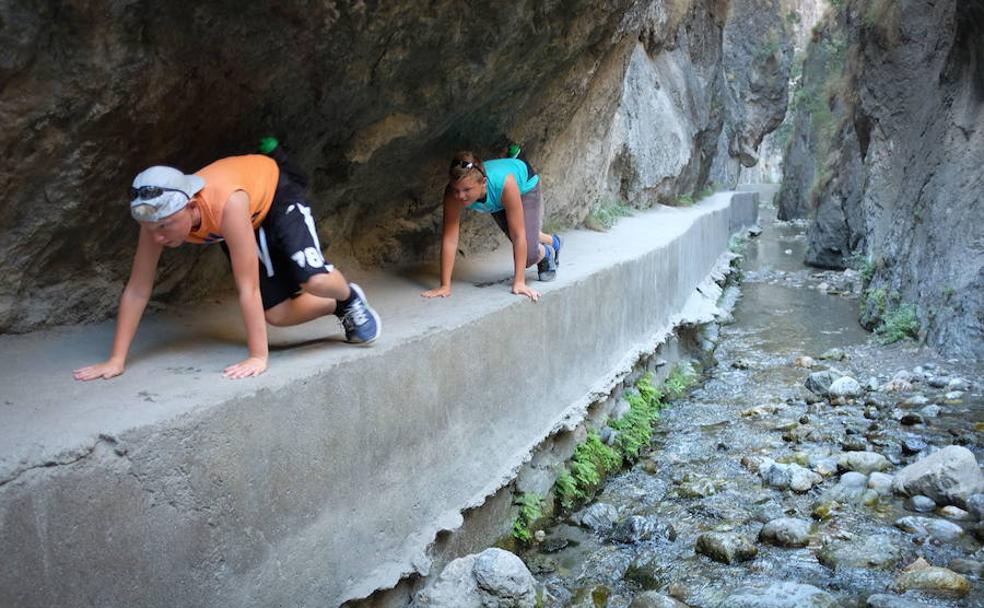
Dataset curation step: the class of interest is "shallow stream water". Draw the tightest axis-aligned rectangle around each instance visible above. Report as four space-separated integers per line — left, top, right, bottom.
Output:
517 195 984 607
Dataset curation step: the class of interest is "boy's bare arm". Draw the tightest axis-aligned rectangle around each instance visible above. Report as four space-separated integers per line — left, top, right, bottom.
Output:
73 227 162 380
221 191 268 379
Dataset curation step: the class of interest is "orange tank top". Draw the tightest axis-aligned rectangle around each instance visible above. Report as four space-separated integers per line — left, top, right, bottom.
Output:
185 155 280 244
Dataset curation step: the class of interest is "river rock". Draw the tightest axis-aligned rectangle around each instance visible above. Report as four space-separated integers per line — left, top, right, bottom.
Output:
901 395 930 407
695 532 758 564
817 534 903 571
609 515 673 544
920 404 941 418
575 503 619 533
413 548 537 608
829 377 862 399
893 445 984 508
867 472 894 495
948 377 969 391
894 516 964 542
819 348 846 361
893 567 971 597
628 592 688 608
758 517 811 547
900 435 928 455
838 451 891 475
967 493 984 520
723 582 836 607
949 558 984 577
760 461 823 493
805 371 839 395
906 495 938 512
794 356 817 369
865 594 935 608
939 505 971 520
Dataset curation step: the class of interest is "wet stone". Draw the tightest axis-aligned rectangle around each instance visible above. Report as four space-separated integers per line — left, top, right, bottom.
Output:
805 371 839 395
893 566 971 597
865 593 935 608
609 515 673 544
901 395 930 407
816 534 903 570
920 404 941 418
758 517 811 547
899 413 925 426
723 582 836 608
900 436 927 455
840 436 868 452
837 451 890 475
574 503 619 533
867 472 894 495
945 390 964 401
628 592 688 608
695 532 758 564
828 376 863 399
967 493 984 521
893 445 984 509
677 477 718 498
906 495 937 513
939 505 971 520
894 516 964 542
949 558 984 577
760 461 822 493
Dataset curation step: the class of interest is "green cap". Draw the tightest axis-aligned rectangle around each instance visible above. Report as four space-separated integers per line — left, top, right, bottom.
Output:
258 136 279 155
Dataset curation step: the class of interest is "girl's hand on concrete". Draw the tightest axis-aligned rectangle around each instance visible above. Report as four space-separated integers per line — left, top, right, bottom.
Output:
511 282 539 302
422 286 452 298
223 356 267 379
73 359 125 381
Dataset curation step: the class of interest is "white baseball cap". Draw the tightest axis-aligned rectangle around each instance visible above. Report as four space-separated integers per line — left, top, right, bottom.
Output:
129 166 205 222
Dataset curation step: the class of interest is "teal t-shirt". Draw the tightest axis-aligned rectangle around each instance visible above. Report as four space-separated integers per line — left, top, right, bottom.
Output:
466 158 540 214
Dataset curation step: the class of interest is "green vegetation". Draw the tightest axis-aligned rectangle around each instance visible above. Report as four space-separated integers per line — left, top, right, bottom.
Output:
663 364 697 399
675 184 717 207
876 304 920 344
610 376 665 460
551 368 701 512
729 233 750 255
584 198 633 231
845 252 875 284
861 286 921 345
511 493 545 543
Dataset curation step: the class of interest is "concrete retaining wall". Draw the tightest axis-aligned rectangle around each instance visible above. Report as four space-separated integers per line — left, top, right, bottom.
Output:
0 192 757 608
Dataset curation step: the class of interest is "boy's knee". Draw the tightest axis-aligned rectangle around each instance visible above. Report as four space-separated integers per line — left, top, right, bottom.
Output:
265 307 288 327
301 271 334 292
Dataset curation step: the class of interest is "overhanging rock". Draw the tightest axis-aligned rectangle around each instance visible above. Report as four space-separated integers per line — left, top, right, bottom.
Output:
0 192 757 608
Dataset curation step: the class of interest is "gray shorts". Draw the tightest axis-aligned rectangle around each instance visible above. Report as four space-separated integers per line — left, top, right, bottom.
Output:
491 184 543 268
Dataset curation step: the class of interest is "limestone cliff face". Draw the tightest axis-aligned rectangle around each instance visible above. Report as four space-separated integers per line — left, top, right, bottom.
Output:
778 0 984 358
0 0 789 333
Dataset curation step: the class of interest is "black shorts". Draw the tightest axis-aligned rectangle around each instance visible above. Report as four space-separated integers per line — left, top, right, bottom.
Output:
223 167 334 310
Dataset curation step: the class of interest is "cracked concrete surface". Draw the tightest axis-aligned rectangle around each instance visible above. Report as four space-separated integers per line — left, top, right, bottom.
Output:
0 193 757 607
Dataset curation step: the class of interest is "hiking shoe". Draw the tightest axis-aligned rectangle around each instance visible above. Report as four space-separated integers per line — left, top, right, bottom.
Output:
551 234 563 266
537 244 557 282
337 283 381 344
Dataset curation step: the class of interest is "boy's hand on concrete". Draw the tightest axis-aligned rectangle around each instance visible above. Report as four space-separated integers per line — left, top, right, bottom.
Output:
511 282 539 302
421 286 452 298
73 360 125 381
223 356 267 380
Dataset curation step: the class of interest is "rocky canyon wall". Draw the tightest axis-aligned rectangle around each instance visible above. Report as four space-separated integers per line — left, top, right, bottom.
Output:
0 0 790 333
777 0 984 359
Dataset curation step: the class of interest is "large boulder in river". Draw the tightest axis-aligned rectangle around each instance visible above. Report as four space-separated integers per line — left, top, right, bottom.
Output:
695 532 758 564
805 371 839 395
892 445 984 509
412 548 536 608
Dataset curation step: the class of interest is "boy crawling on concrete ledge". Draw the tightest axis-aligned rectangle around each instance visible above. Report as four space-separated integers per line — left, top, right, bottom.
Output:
74 141 381 381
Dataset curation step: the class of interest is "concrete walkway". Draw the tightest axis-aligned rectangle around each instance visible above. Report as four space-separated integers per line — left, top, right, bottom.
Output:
0 192 757 608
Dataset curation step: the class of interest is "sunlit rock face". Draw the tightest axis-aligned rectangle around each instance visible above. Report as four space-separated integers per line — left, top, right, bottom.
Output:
0 0 790 332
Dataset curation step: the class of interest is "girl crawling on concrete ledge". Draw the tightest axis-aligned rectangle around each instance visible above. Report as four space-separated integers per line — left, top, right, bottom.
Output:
421 150 562 303
73 140 381 381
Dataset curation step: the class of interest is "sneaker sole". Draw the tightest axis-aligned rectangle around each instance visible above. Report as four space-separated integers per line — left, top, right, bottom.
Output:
553 235 562 267
344 283 382 345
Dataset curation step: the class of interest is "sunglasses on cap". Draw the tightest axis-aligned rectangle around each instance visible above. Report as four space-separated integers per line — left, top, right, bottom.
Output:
129 185 191 202
449 159 486 177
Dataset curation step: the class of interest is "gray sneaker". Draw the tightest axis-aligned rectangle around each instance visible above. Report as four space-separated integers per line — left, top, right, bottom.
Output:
537 245 557 282
338 283 381 344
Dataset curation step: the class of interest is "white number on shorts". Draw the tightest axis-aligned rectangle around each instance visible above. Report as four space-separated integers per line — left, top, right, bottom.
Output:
292 247 324 269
